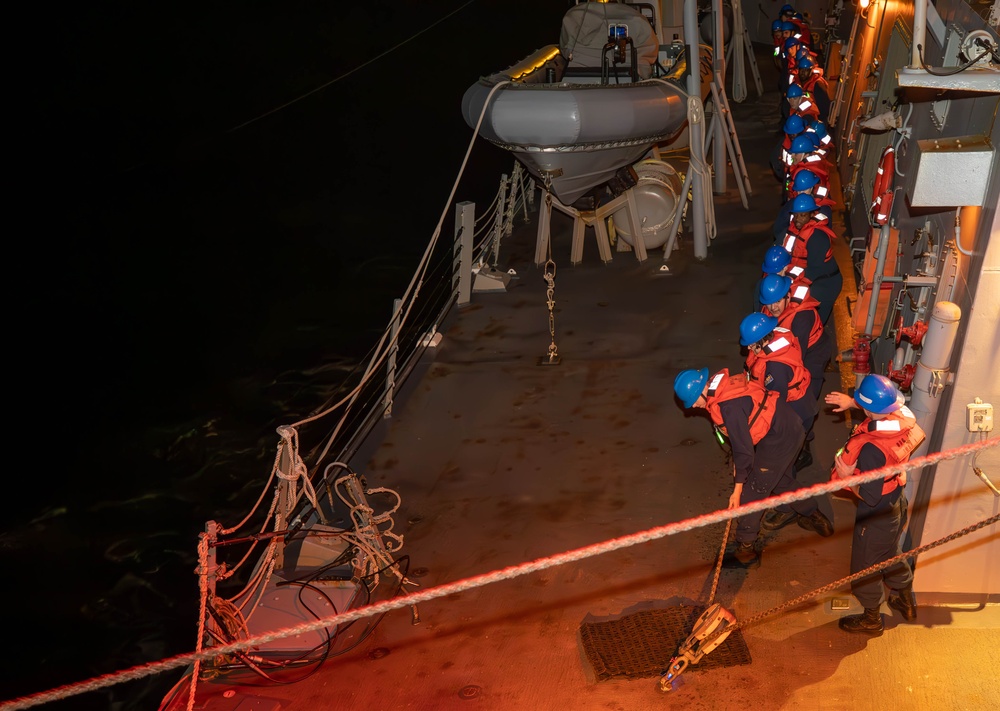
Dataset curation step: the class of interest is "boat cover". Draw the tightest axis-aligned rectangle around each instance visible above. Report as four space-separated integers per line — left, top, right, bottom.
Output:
560 2 658 79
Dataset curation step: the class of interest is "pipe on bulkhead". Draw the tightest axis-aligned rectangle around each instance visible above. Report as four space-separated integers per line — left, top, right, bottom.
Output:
908 301 961 456
912 0 927 68
684 0 708 259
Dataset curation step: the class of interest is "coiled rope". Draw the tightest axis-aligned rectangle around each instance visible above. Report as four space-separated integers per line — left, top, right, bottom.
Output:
4 437 995 710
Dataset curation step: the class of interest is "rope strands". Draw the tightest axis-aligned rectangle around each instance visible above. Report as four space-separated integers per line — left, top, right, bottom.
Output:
4 437 995 710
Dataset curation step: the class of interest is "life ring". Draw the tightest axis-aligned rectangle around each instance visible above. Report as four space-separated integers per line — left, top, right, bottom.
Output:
870 146 895 226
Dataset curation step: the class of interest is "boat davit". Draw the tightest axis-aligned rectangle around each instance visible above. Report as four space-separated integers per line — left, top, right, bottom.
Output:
461 1 712 205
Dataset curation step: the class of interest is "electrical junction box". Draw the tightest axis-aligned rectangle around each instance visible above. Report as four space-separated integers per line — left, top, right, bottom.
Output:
907 135 993 207
966 400 994 432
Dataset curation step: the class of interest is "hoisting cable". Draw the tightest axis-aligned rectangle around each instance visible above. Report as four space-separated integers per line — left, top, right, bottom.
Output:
5 437 995 710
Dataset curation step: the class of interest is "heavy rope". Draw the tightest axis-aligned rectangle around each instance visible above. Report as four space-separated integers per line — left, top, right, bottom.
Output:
707 518 733 606
4 437 995 710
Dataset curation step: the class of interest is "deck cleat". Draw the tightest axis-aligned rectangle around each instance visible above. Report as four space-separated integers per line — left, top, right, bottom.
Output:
658 603 737 691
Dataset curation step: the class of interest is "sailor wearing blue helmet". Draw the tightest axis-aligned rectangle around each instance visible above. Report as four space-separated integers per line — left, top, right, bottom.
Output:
825 376 926 635
673 366 811 569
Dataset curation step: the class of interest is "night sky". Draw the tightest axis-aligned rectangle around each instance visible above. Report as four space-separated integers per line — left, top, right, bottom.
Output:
6 1 567 708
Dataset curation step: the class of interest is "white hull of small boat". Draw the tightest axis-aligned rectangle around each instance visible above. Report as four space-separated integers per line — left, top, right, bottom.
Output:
461 45 712 204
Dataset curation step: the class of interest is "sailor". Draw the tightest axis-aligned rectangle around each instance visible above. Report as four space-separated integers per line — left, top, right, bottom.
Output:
795 57 830 121
772 114 806 181
762 245 807 285
771 19 786 71
738 313 830 520
786 83 820 122
781 193 843 325
773 167 833 241
825 375 926 635
804 119 835 160
673 368 812 569
784 134 828 198
790 12 812 49
757 274 833 470
754 245 807 313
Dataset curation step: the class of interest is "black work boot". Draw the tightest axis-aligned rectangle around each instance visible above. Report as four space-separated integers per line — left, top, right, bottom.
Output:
887 585 917 621
797 509 834 537
722 541 761 569
794 441 813 470
839 607 884 635
760 509 799 531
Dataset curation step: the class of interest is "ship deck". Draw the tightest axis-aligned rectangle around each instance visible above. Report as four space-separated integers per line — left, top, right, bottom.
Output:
171 66 1000 711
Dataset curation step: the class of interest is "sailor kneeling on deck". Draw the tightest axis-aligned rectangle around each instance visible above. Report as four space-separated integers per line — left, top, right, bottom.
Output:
673 368 832 569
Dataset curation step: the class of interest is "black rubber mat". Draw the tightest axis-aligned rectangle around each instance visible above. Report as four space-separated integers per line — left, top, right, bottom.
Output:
580 605 752 681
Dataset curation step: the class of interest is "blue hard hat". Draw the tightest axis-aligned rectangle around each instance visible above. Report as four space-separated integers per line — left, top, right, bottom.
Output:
780 4 795 14
781 21 797 31
784 37 800 49
793 12 804 20
739 313 779 347
810 121 828 139
674 368 710 408
791 193 818 213
758 274 793 306
772 19 784 31
854 374 904 414
787 83 804 98
783 114 805 135
762 245 792 274
797 56 814 69
792 169 820 192
790 134 815 153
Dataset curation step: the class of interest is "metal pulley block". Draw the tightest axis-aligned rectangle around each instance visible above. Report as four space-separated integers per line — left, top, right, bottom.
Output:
658 603 737 691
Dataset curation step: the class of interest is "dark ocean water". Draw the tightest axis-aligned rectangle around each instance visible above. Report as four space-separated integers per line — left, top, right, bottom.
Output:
6 2 566 708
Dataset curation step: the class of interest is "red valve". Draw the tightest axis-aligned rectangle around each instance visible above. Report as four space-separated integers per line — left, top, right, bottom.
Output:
897 320 928 348
852 335 872 375
889 363 916 391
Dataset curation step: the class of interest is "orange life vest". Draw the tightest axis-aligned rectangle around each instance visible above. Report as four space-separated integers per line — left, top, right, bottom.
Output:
777 283 824 349
703 369 779 445
836 407 926 495
744 327 811 402
760 279 823 356
785 156 829 195
783 217 836 270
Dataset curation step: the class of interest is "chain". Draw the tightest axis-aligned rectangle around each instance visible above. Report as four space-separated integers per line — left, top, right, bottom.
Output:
543 259 559 363
740 512 999 629
540 180 560 365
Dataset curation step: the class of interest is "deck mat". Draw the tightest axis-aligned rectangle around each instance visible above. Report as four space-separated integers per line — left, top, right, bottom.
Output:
580 605 752 681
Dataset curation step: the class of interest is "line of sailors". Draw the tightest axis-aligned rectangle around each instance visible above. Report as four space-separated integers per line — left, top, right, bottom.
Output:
669 4 924 635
